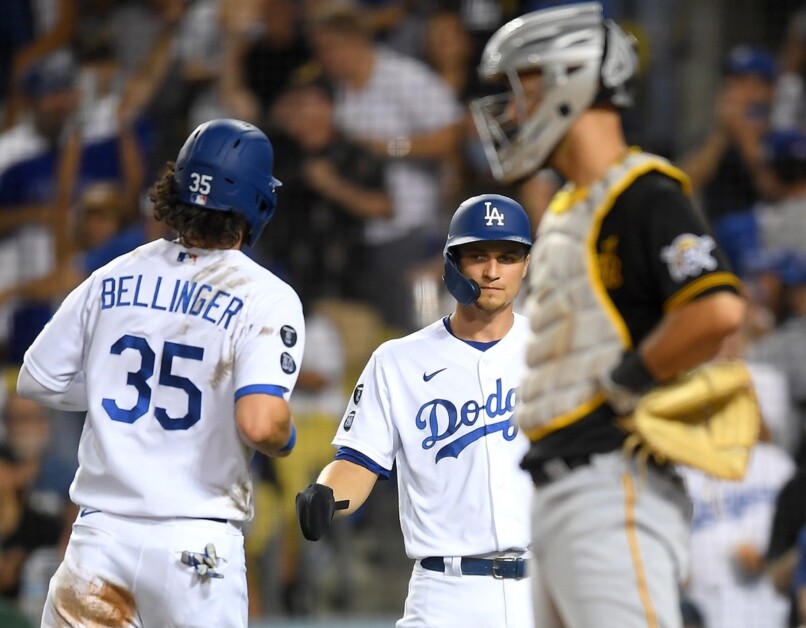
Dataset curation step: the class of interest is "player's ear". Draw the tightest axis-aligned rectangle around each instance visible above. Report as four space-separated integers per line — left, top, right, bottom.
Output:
522 252 531 279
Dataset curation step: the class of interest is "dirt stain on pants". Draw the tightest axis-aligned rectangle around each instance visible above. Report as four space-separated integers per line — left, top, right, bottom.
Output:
50 565 137 627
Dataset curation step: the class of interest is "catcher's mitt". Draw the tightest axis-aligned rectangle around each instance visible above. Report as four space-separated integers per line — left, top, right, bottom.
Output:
617 361 761 480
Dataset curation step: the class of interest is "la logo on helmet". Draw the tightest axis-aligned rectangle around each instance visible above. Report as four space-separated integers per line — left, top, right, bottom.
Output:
484 201 504 226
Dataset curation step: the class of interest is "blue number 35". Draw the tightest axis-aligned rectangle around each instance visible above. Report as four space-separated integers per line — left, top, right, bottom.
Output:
102 334 204 430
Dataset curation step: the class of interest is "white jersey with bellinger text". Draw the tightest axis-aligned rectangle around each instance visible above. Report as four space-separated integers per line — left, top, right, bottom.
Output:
333 314 532 560
22 238 305 522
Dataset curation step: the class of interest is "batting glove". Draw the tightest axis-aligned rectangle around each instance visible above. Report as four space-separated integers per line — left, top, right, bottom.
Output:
181 543 224 579
296 483 349 541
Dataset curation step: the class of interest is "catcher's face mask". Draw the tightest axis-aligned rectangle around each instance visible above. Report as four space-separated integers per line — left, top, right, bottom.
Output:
471 2 637 183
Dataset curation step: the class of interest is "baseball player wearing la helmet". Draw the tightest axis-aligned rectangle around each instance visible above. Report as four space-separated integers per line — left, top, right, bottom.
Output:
296 194 535 627
18 119 305 627
472 4 746 627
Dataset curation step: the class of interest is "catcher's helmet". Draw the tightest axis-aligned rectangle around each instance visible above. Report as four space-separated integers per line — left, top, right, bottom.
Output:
443 194 532 305
471 2 638 183
175 118 282 246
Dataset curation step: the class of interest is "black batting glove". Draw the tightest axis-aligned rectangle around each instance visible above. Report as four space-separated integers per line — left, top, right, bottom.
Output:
296 483 340 541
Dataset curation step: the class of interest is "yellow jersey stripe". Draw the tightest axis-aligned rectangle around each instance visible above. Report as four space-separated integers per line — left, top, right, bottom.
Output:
663 272 743 312
525 393 607 441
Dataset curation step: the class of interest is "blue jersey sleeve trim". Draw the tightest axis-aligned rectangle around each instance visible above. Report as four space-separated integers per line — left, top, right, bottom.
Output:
335 446 391 480
278 424 297 453
234 384 287 401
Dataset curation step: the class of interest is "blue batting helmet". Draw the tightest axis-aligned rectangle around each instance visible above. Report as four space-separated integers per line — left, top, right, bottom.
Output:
443 194 533 305
175 119 282 246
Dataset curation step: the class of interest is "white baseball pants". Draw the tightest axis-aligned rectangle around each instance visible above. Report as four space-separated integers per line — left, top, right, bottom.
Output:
40 511 247 627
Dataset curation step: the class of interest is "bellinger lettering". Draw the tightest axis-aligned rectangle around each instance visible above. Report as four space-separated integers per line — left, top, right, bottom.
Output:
100 275 243 329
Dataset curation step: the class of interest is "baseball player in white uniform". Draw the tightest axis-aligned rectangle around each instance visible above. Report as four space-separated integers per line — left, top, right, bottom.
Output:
17 119 305 628
296 194 535 627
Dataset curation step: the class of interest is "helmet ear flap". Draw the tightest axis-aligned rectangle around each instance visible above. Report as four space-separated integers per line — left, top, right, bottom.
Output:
443 249 481 306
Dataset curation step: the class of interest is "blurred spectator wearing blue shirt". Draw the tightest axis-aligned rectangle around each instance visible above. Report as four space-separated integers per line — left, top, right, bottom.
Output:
0 51 146 364
714 129 806 257
681 46 777 223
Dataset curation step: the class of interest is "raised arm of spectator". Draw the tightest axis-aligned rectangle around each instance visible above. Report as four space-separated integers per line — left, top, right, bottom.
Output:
10 0 77 82
3 0 77 129
771 9 806 129
303 158 392 218
118 17 182 126
117 119 146 225
217 0 264 123
678 125 733 191
679 50 772 193
0 124 81 244
53 127 82 265
0 266 82 307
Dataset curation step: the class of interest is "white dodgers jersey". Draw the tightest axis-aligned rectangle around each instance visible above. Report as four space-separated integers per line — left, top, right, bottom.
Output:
23 239 305 521
682 443 795 628
333 315 532 559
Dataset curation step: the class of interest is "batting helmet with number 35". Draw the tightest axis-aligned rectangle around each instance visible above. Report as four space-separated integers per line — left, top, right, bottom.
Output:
175 118 282 246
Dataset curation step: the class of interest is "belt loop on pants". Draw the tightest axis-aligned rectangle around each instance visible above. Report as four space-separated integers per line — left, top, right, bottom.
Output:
528 454 594 487
419 556 528 579
198 517 243 531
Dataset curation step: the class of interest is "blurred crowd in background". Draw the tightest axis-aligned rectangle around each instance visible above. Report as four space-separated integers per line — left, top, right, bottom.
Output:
4 0 806 626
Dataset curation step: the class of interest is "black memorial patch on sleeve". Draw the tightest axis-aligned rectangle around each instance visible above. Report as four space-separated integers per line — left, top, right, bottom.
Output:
281 352 296 374
280 325 298 347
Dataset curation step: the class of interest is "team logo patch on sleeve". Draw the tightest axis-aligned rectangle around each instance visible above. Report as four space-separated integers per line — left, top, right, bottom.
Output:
660 234 717 282
343 410 356 431
280 352 296 374
353 384 364 405
280 325 297 347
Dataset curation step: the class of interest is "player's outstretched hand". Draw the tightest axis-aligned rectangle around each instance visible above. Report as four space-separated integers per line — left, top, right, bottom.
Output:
296 483 337 541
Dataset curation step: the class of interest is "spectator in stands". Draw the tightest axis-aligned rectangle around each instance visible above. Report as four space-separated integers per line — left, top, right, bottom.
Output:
0 391 73 602
754 129 806 254
422 7 496 206
714 128 806 279
677 304 796 627
680 46 776 223
308 2 462 331
0 51 146 364
682 417 794 628
115 0 191 170
771 6 806 132
749 253 806 460
0 52 80 364
220 0 311 125
0 181 146 308
264 69 391 305
767 461 806 628
2 0 77 128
